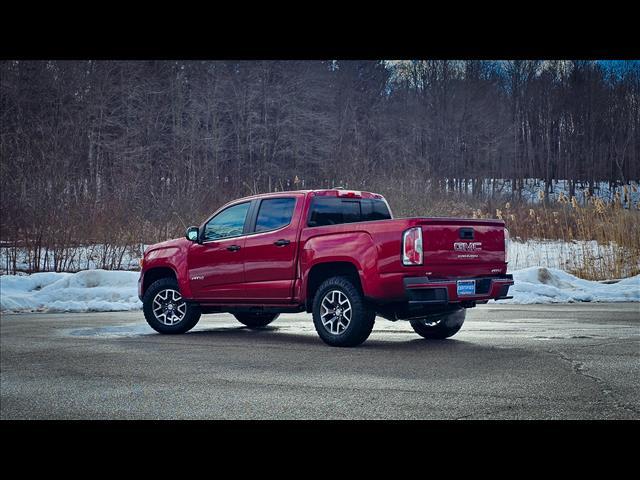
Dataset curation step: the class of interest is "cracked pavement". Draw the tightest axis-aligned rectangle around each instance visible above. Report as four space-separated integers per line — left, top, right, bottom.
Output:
1 303 639 419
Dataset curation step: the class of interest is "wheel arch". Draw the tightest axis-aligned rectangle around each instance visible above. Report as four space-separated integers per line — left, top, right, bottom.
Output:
141 266 178 297
305 261 363 312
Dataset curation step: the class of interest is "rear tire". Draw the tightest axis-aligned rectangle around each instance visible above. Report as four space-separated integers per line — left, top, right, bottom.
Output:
410 308 466 340
234 312 279 328
143 278 201 334
312 276 375 347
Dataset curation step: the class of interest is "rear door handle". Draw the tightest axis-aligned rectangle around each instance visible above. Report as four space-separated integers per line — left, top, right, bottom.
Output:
273 239 290 247
227 245 241 252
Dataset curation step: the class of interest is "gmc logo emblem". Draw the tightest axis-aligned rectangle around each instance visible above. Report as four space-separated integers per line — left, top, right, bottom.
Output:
454 242 482 252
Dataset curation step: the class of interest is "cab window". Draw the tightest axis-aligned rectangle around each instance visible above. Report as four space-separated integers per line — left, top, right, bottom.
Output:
255 198 296 232
203 202 250 240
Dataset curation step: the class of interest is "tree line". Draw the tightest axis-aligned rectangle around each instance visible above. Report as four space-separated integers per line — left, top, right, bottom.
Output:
1 60 638 257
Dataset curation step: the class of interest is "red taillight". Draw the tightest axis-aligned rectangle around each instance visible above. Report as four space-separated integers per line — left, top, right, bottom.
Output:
403 227 423 266
504 228 510 263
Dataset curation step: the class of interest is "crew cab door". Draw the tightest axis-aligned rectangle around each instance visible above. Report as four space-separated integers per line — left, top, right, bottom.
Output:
187 201 252 301
242 195 303 302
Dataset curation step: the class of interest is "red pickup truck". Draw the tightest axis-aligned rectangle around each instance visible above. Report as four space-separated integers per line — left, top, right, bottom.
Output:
139 189 513 347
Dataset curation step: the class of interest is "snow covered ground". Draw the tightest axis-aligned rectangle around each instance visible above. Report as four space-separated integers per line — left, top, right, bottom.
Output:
490 267 639 304
0 270 141 313
1 267 638 313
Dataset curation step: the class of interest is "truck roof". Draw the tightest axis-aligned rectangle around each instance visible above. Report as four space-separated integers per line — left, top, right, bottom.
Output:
231 188 384 203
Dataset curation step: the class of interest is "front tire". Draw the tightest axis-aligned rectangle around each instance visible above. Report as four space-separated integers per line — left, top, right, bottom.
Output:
234 312 279 328
410 308 466 340
143 278 201 334
312 276 375 347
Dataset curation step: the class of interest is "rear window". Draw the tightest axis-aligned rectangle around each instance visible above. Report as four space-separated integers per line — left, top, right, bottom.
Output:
307 198 391 227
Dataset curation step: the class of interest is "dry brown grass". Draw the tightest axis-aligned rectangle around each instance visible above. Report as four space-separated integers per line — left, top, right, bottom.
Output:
377 179 640 280
470 192 638 280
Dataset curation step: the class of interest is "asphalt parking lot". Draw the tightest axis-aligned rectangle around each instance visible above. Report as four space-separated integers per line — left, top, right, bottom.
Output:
1 303 638 419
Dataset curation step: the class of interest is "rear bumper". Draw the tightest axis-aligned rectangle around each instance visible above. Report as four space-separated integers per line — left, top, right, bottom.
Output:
403 274 514 304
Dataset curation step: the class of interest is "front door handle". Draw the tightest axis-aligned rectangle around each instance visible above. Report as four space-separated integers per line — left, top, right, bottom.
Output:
273 239 290 247
227 245 241 252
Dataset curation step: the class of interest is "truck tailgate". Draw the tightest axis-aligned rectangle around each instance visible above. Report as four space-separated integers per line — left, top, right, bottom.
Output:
417 218 506 276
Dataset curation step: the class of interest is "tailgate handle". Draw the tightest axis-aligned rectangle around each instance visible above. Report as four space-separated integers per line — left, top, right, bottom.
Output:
459 228 474 240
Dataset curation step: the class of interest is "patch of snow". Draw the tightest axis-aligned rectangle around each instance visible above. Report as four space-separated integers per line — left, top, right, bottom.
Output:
67 323 155 337
0 270 141 312
494 266 640 304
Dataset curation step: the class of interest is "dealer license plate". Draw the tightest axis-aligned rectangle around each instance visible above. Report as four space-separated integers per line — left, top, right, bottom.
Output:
457 280 476 296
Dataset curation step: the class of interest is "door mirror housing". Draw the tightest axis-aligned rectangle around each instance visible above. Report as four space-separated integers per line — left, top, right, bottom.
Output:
186 226 200 243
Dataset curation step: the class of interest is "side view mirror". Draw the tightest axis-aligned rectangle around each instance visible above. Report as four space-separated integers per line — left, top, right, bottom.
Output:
185 226 200 243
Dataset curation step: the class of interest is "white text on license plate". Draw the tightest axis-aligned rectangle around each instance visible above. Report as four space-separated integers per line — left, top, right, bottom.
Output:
457 280 476 296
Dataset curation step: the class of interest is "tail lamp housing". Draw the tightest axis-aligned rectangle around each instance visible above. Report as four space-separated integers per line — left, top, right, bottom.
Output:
504 227 510 263
402 227 423 266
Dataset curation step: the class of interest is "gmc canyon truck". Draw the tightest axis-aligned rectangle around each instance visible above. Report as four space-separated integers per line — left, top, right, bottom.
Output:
139 189 513 347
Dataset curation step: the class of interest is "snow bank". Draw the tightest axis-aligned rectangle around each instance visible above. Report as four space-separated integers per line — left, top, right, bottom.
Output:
497 266 640 304
1 267 638 313
0 270 141 312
